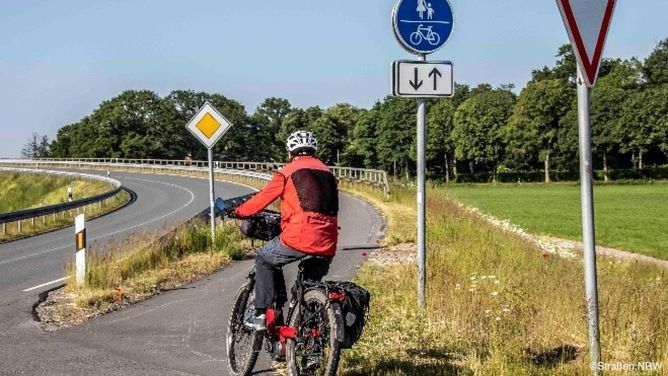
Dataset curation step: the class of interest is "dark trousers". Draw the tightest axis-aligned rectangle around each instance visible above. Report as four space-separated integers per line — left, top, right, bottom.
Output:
254 237 331 311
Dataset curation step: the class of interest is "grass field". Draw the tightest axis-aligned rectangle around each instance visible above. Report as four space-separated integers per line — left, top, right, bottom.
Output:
0 172 127 242
0 172 109 212
439 183 668 260
339 184 667 376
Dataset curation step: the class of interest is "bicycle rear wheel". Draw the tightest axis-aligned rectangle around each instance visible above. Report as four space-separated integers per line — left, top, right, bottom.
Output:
226 279 262 376
285 289 341 376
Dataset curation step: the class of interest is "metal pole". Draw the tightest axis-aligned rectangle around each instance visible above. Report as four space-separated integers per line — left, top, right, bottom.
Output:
208 148 216 241
417 54 427 310
577 64 601 374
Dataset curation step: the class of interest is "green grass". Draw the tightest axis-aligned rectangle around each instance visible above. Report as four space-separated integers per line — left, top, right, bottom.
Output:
0 172 109 213
0 172 128 242
439 182 668 259
65 219 249 310
340 185 668 376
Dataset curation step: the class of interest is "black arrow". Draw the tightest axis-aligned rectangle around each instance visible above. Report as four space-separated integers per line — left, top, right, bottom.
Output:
409 67 423 90
428 67 442 90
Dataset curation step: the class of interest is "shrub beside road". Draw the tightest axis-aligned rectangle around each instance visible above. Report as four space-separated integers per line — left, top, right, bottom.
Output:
340 185 667 376
441 182 668 259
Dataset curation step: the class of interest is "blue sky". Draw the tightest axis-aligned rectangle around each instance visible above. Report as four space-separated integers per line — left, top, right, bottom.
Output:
1 0 666 157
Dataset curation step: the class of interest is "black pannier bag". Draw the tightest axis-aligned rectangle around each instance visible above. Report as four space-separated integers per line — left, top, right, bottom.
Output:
329 281 371 348
240 211 281 241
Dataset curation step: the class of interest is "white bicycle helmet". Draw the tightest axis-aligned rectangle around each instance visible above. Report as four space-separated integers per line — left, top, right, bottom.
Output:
286 130 318 153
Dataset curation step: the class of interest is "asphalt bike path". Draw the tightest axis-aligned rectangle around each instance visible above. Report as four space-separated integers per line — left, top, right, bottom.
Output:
0 170 384 375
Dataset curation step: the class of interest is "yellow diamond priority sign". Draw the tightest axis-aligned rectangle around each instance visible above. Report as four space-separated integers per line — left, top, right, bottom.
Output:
186 101 233 149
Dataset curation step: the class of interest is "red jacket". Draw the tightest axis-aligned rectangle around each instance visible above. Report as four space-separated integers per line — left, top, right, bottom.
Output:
235 156 339 257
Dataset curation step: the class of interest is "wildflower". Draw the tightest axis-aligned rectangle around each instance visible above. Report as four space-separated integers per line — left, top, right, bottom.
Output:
485 310 491 314
494 280 500 284
468 288 475 293
495 317 501 321
491 291 498 296
481 276 487 280
542 252 550 260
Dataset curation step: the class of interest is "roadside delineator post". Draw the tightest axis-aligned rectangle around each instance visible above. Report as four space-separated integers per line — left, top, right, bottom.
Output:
75 214 86 286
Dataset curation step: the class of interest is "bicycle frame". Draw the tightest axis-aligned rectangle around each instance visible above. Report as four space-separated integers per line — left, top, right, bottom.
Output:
259 264 346 352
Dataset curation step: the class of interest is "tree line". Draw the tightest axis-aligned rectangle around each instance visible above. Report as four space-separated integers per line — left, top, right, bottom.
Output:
35 40 668 182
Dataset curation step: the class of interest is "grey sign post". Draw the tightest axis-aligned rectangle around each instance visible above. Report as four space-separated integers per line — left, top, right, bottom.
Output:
556 1 616 373
185 101 233 241
576 63 601 373
392 0 455 310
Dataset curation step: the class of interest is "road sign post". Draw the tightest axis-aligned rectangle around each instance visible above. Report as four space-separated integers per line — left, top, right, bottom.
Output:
392 0 454 310
185 101 233 241
556 1 616 373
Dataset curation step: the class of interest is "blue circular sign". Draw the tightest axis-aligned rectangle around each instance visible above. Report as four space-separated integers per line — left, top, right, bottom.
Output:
392 0 454 55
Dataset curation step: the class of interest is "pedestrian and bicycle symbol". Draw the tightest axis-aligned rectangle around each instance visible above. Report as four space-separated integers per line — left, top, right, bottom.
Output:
392 0 454 55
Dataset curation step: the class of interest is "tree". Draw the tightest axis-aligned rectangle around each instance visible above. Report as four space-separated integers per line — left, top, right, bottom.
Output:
618 85 668 168
452 88 515 180
506 79 572 182
323 103 359 165
251 97 292 160
375 96 416 179
591 59 642 179
643 38 668 86
49 124 74 158
427 99 456 182
348 108 379 168
21 133 50 159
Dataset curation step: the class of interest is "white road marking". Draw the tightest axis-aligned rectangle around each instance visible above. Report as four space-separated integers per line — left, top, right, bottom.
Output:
23 277 69 292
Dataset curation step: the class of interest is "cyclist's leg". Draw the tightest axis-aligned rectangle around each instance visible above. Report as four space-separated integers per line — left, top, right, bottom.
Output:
254 237 305 312
301 257 333 282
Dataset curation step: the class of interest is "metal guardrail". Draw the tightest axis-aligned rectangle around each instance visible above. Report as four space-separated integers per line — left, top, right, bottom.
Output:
1 158 390 196
0 167 123 235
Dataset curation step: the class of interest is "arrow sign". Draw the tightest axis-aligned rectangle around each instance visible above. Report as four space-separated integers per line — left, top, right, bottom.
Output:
409 68 423 90
428 68 442 90
392 60 453 98
556 0 616 87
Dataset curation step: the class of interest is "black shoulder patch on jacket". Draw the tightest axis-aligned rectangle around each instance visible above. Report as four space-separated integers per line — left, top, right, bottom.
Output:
291 169 338 215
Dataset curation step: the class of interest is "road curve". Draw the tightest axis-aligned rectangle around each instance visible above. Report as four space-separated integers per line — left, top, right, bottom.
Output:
0 169 384 375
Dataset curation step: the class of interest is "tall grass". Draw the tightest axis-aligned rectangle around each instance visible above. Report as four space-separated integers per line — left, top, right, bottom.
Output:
65 220 249 309
340 185 667 376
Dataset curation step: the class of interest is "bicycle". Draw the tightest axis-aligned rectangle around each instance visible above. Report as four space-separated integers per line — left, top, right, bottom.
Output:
409 24 441 46
218 196 346 376
226 255 345 376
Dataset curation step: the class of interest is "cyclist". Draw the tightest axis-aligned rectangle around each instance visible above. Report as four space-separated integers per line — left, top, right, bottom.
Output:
234 130 339 331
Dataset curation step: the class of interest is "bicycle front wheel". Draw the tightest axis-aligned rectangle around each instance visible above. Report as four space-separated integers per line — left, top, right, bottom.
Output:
226 279 262 376
286 289 341 376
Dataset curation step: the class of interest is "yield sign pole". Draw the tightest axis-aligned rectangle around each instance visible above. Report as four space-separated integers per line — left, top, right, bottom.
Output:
576 63 601 374
556 1 616 373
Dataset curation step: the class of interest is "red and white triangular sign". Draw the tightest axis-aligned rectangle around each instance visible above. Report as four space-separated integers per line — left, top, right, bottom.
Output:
556 0 616 87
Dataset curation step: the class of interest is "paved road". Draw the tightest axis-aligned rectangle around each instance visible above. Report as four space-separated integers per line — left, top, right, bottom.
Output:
0 170 384 375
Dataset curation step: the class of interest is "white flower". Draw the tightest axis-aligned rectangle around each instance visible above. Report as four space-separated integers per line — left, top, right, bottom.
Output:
481 276 487 280
494 280 500 284
491 291 498 296
485 310 491 314
495 317 501 321
468 288 475 292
